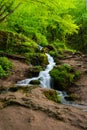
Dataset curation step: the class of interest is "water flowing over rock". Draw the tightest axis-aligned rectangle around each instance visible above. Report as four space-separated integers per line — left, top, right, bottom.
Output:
17 53 55 88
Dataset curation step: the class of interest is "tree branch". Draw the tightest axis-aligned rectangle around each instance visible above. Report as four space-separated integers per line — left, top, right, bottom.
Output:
0 2 21 23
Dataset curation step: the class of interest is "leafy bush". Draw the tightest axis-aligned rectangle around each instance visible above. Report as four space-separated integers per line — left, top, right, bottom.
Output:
0 57 12 71
0 57 13 78
35 33 48 47
50 64 80 90
43 89 61 103
0 65 6 78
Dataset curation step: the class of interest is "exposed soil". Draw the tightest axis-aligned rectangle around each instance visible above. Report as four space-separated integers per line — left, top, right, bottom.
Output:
61 52 87 105
0 53 87 130
0 59 29 88
0 87 87 130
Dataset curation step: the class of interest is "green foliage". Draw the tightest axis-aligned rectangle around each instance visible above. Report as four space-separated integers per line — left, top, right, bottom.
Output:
0 0 86 53
0 0 78 45
0 0 22 23
0 30 39 55
0 65 6 78
43 89 61 103
0 57 13 78
67 0 87 53
50 64 80 90
52 40 67 54
25 53 48 67
35 33 48 47
0 57 12 71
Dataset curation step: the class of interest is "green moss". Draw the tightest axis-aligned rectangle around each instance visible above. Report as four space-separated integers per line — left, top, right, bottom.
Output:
0 57 13 71
30 80 40 85
0 31 39 55
43 89 61 103
0 57 13 78
50 64 80 90
25 53 48 67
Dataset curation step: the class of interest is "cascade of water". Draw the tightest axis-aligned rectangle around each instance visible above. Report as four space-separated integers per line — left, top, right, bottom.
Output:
16 50 87 111
17 53 55 88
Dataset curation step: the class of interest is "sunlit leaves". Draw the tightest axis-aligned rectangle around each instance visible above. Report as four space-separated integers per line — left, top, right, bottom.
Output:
0 0 79 42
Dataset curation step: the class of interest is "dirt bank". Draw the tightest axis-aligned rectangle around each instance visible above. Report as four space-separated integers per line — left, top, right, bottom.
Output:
0 59 29 88
0 87 87 130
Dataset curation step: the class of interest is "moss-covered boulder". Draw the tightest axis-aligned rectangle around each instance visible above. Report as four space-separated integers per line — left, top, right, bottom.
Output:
43 89 61 103
30 80 40 85
50 64 80 91
25 53 48 67
27 66 42 78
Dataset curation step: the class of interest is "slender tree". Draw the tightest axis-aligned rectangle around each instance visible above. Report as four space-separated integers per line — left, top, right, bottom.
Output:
0 0 21 23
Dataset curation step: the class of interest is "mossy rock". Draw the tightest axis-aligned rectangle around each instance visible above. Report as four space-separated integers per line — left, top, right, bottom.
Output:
10 85 39 92
27 66 43 78
65 93 79 101
43 89 61 103
50 64 80 91
39 53 48 67
30 80 40 85
25 53 48 67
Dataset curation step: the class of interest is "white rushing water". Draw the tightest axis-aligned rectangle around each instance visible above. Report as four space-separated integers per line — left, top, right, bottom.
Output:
17 53 55 88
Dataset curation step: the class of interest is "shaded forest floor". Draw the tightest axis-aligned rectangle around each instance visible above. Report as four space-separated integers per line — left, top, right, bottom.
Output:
0 52 87 130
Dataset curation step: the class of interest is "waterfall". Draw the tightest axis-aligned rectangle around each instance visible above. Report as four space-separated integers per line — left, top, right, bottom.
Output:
38 53 55 88
16 50 87 111
17 53 55 88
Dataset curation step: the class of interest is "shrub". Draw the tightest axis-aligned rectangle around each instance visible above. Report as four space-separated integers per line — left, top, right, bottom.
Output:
0 57 13 71
0 65 6 78
0 57 13 78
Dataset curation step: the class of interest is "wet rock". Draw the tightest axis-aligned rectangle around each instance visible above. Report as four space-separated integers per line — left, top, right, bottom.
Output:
28 66 42 78
30 80 40 85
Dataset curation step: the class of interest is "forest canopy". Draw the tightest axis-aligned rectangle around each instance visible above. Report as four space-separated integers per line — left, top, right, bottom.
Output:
0 0 87 52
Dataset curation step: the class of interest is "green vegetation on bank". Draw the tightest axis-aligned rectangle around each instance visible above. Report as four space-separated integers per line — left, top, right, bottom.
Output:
0 57 13 78
50 64 80 91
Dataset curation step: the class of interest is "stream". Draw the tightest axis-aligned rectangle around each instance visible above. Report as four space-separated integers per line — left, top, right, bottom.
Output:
17 50 87 111
17 53 55 88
